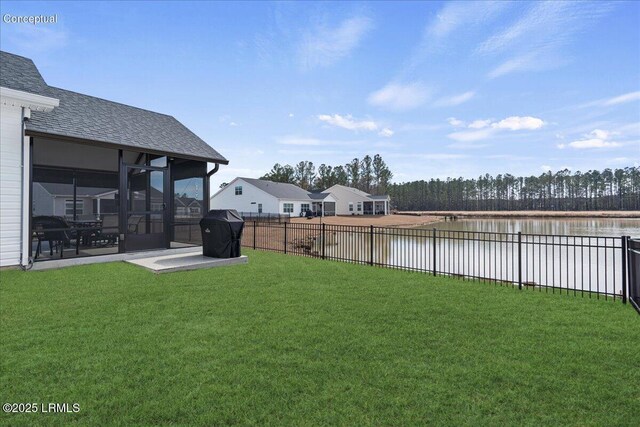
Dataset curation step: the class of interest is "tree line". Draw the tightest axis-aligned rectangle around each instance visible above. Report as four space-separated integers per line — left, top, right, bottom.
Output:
259 154 393 195
389 167 640 211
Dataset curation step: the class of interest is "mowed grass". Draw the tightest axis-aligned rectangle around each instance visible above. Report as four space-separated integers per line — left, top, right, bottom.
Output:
1 250 638 426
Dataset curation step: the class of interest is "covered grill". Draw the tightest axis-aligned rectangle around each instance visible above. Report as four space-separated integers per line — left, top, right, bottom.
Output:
199 210 244 258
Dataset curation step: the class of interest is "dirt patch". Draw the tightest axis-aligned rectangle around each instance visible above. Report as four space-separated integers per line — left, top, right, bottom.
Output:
290 215 441 227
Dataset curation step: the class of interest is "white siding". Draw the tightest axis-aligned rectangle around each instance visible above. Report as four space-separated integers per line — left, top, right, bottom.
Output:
210 178 280 214
325 185 372 215
278 200 313 217
0 104 23 266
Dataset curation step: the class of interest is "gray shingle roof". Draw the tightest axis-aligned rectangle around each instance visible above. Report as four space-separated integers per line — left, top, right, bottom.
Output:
308 192 330 200
240 178 312 200
1 51 228 164
368 195 390 200
0 51 48 95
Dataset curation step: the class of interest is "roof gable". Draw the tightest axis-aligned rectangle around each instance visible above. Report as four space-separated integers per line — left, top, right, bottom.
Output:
0 51 48 95
240 178 312 200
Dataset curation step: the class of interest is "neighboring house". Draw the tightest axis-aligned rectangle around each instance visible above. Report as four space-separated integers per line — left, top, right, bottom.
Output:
324 184 391 216
210 178 390 217
0 50 228 267
210 177 337 217
32 183 119 219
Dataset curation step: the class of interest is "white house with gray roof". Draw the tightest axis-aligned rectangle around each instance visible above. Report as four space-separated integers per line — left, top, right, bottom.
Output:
323 184 390 216
210 177 337 217
0 50 228 267
211 178 390 217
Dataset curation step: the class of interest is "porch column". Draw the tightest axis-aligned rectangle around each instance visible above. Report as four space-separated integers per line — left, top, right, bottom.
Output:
20 135 31 264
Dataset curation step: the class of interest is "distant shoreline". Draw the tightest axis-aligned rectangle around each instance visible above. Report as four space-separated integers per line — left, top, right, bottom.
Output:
396 211 640 219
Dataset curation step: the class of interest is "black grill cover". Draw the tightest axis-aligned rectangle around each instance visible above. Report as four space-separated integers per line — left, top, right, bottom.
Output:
200 210 244 258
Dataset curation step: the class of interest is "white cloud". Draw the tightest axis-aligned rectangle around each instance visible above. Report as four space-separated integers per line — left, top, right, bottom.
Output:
492 116 544 131
229 121 238 127
288 113 295 118
558 129 622 149
423 1 509 45
298 16 373 69
564 139 621 149
434 91 476 107
581 91 640 108
317 114 377 131
448 128 495 142
368 82 430 111
488 52 541 79
447 115 544 141
541 165 552 172
276 135 364 147
479 1 611 78
316 114 394 137
468 119 491 129
603 91 640 106
447 117 465 127
378 128 394 138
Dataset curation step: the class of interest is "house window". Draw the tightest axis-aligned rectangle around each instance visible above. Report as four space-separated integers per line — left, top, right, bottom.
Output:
65 200 84 216
348 202 353 212
258 203 263 214
235 185 242 195
301 203 310 213
357 202 362 212
283 203 294 213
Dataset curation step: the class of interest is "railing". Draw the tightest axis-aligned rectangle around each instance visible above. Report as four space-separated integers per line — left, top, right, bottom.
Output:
628 238 640 313
242 221 633 302
238 212 290 223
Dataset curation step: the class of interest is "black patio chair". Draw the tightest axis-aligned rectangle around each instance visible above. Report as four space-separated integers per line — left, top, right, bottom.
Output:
33 216 78 259
95 214 119 246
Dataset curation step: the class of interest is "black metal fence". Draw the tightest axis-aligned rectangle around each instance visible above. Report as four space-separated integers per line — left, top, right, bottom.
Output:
628 238 640 313
239 212 290 223
242 221 635 303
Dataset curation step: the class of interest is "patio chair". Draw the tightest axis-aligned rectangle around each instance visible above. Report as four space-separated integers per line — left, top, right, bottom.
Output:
96 214 119 246
128 215 143 233
32 216 78 259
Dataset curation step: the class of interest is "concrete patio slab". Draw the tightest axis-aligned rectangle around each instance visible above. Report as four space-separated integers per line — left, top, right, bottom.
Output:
126 253 248 273
29 246 248 273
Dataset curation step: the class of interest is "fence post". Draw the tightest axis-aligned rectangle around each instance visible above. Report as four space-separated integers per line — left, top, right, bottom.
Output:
284 221 287 254
253 221 256 250
321 223 326 260
518 231 522 290
432 228 437 276
369 225 374 266
622 235 628 304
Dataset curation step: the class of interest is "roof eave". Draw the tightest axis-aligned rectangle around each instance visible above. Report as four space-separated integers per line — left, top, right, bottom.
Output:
1 86 59 112
25 129 229 165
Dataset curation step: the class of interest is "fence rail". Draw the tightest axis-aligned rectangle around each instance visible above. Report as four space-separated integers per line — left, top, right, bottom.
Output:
238 212 291 223
629 238 640 313
241 221 633 302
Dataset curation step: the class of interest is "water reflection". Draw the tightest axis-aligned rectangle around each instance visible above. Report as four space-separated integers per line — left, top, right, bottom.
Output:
425 218 640 237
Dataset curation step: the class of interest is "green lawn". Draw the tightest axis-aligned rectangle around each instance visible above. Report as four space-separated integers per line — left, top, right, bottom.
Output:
1 250 638 426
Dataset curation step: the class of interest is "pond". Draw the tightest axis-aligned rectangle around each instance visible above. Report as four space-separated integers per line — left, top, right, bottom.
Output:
424 217 640 237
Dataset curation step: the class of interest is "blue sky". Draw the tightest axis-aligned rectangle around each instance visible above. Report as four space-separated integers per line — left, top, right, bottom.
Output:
1 1 639 190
